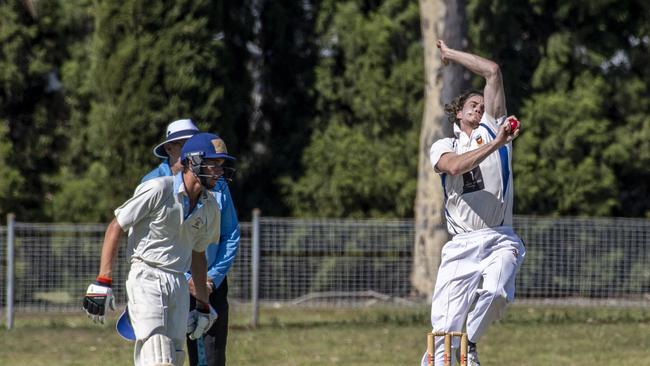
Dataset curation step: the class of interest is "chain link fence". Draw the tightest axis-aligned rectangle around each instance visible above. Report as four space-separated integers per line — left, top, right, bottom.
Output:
1 215 649 315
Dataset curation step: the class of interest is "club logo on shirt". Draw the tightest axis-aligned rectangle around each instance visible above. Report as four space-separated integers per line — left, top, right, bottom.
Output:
475 135 483 145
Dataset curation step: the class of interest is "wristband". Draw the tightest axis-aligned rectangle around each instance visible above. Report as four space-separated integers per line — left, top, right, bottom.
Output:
196 299 210 313
96 276 112 286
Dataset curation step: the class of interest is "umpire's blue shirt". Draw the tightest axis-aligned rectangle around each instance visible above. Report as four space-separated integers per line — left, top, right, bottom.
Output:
142 160 240 288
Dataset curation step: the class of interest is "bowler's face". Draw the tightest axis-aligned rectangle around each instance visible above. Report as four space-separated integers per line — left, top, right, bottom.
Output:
457 95 485 128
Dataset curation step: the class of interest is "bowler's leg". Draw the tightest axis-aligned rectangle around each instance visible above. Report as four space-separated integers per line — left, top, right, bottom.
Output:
466 244 522 342
421 240 481 366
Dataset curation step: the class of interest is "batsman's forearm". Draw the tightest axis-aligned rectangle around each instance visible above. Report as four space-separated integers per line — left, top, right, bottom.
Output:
191 252 209 304
98 218 123 279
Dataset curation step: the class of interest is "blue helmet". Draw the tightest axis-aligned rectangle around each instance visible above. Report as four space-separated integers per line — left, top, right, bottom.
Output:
181 133 236 186
181 132 236 162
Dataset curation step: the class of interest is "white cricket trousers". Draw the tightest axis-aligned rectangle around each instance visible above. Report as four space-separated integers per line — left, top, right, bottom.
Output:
420 226 525 366
126 261 189 366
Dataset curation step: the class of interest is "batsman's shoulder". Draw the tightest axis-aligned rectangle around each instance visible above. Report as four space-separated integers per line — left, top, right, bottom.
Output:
133 176 174 197
143 175 173 189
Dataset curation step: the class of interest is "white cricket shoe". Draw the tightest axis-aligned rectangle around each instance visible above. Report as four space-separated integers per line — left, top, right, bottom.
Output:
467 342 480 366
457 342 481 366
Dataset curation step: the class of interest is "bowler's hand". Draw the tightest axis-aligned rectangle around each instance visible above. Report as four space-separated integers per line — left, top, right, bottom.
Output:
437 40 451 65
495 115 520 145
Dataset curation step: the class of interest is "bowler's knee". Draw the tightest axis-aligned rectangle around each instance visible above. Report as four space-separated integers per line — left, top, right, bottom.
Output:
485 287 509 308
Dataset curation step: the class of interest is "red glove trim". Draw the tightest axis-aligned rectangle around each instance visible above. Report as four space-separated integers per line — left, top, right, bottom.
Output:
196 299 210 313
96 276 112 286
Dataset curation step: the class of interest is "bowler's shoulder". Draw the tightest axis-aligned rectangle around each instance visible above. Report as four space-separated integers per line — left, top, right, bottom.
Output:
431 137 456 151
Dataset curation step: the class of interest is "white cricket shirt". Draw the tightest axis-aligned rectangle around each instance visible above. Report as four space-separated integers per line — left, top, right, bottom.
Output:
114 174 221 274
429 114 514 235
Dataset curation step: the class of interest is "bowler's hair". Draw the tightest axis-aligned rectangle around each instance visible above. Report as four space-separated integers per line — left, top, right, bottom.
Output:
444 89 483 125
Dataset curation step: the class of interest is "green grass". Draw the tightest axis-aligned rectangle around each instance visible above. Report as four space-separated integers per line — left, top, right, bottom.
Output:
1 305 649 365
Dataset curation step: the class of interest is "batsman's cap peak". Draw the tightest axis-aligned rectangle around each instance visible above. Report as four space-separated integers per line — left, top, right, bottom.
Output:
181 132 236 162
153 119 200 158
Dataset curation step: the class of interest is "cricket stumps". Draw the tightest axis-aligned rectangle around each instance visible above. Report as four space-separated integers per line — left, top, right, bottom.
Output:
426 331 468 366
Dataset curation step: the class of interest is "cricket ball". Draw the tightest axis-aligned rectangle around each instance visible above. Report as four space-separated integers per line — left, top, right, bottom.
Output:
508 117 520 133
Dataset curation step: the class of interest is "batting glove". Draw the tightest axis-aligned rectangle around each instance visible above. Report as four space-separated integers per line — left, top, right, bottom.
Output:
187 303 218 340
187 309 198 334
83 276 115 324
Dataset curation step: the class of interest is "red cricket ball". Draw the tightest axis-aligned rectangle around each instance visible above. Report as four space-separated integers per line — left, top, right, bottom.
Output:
508 117 519 132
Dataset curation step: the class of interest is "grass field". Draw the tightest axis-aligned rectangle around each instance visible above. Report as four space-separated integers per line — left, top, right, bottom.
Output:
1 305 649 365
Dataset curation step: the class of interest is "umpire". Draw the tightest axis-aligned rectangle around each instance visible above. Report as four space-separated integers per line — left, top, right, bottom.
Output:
143 118 240 366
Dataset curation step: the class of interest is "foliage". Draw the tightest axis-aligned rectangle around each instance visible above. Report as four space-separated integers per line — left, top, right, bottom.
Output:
50 0 230 221
229 0 317 217
0 121 24 214
0 1 86 220
469 0 650 217
1 0 650 220
515 74 619 216
283 0 423 218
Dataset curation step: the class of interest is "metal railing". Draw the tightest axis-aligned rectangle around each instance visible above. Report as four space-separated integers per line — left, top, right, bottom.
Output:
2 214 649 326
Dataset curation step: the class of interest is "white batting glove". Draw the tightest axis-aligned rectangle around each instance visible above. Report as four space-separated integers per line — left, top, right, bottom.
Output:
187 305 218 340
187 309 198 334
82 277 115 324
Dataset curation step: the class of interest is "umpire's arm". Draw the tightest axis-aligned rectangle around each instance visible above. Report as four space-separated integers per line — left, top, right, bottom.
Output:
206 183 240 288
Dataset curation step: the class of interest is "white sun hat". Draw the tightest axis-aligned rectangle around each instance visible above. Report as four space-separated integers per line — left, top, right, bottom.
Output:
153 119 200 158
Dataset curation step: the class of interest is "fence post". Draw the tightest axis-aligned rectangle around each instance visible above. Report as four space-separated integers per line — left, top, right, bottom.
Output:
6 213 15 330
251 208 261 328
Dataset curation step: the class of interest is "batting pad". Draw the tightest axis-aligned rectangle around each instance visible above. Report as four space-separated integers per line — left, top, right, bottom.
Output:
116 307 136 341
141 334 175 366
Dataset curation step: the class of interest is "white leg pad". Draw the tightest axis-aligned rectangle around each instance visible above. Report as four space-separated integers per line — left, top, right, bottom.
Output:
141 334 175 366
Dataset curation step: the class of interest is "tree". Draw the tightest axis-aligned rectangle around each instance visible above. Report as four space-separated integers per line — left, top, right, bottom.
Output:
51 0 231 222
230 0 318 218
411 0 468 297
284 0 423 218
469 0 650 217
0 0 91 220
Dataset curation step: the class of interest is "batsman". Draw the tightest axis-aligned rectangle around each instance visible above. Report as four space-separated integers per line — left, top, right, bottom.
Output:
83 132 234 366
420 40 526 366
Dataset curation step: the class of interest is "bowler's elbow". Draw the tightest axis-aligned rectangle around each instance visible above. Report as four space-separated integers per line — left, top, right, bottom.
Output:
444 164 464 176
435 162 462 176
485 62 502 82
435 153 462 176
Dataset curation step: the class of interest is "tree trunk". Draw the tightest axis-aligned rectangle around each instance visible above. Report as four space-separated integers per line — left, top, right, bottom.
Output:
411 0 468 299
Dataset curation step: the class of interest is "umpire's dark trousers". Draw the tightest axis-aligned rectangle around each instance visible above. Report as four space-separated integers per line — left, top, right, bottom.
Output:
187 277 229 366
